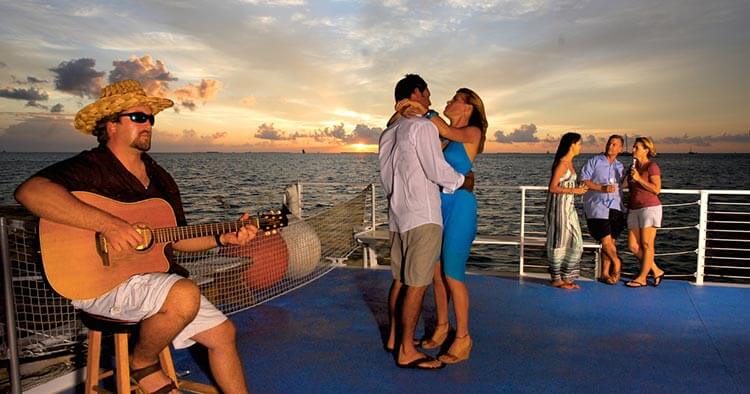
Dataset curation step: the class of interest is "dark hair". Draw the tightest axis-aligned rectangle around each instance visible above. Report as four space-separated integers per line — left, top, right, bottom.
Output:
92 113 120 146
606 134 624 147
551 132 582 175
394 74 427 102
456 88 488 153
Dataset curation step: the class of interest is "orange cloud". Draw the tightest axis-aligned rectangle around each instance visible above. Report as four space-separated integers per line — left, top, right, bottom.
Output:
109 55 177 97
173 79 223 102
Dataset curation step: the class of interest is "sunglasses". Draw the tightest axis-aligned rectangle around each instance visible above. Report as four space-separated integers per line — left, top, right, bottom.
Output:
119 112 155 126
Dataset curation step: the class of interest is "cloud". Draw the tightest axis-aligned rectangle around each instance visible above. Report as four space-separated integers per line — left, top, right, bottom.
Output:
208 131 228 140
0 116 92 152
312 123 346 142
172 79 223 110
49 58 106 98
109 55 177 96
241 96 257 107
659 132 750 147
494 123 540 144
147 128 231 152
585 134 598 145
309 123 382 145
241 0 306 5
347 124 382 144
25 101 48 110
50 103 64 113
12 76 49 84
0 86 49 101
180 101 197 111
255 123 298 140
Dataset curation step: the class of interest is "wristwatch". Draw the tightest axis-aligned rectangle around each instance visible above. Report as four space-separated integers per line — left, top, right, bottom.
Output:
424 110 439 120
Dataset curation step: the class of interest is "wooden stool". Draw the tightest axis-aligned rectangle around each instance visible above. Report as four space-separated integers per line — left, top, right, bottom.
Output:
81 311 218 393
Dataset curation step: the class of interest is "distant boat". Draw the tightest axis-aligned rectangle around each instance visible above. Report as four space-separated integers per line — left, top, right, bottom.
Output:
302 149 306 154
688 147 697 155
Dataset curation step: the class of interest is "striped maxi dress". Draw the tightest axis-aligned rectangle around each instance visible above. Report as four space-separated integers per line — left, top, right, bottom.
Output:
544 169 583 282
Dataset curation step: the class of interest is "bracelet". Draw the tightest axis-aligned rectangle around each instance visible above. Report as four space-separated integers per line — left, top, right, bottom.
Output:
214 233 225 247
424 110 439 120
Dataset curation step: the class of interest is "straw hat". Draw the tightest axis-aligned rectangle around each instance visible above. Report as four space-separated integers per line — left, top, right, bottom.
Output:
74 80 174 134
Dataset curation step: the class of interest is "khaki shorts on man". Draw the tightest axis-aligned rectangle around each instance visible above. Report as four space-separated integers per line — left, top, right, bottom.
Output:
390 223 442 287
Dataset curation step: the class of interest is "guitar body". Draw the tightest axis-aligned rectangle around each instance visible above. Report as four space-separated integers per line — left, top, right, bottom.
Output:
40 191 176 300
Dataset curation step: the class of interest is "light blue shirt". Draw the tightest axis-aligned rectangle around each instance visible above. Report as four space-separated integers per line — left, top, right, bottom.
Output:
581 154 625 219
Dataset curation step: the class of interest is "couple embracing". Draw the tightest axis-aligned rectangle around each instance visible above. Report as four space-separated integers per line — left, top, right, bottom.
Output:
378 74 487 370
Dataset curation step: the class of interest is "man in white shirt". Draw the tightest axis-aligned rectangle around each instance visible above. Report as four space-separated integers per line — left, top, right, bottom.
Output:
379 74 473 370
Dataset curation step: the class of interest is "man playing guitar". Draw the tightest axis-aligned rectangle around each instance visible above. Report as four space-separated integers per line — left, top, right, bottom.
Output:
15 80 255 394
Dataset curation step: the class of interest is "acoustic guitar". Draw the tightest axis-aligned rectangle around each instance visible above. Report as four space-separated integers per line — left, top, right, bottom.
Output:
39 191 288 300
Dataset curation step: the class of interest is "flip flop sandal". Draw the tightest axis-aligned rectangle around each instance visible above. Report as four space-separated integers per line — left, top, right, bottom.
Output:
396 355 445 370
625 280 647 288
130 362 179 394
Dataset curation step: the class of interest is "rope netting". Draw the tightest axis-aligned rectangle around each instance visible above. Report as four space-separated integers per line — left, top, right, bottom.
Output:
0 184 370 362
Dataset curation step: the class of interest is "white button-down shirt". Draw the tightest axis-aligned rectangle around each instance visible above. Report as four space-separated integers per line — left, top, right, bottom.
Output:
378 117 465 233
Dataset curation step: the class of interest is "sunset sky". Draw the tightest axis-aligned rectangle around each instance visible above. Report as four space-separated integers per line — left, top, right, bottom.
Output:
1 0 748 153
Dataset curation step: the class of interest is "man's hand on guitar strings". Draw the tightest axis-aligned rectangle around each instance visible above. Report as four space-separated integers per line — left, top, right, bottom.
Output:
220 212 259 246
102 217 144 252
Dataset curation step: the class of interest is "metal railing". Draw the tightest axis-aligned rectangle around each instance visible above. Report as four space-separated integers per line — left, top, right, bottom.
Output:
294 183 750 285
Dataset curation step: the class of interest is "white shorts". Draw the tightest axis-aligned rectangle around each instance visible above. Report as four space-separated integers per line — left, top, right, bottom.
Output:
627 205 662 229
72 273 227 349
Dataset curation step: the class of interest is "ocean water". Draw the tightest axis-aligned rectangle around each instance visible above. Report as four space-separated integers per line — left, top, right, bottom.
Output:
2 152 749 277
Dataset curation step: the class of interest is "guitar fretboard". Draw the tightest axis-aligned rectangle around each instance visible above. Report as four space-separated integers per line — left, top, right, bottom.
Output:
152 218 261 243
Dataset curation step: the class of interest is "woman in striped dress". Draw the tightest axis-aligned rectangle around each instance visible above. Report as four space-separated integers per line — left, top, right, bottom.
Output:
545 133 589 289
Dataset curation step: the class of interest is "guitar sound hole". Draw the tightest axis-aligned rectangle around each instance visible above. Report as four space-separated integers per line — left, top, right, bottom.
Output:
134 224 153 251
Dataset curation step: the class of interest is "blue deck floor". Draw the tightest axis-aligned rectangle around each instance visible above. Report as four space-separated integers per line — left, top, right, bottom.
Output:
172 267 749 393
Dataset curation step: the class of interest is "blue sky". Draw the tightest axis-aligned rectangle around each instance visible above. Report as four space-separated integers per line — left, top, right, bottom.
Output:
0 0 748 152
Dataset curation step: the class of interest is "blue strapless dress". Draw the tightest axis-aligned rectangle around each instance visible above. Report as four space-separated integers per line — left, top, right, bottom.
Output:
441 141 477 281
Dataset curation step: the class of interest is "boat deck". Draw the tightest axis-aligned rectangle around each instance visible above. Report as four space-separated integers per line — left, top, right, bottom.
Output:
166 267 748 393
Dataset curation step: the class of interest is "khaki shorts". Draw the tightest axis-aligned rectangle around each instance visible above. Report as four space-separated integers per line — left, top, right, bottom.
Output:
72 273 227 349
390 224 442 287
627 205 663 229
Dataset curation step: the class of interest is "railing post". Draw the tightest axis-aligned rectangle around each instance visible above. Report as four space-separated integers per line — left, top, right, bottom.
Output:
1 217 22 394
519 187 526 277
696 190 709 285
370 183 376 231
296 182 303 217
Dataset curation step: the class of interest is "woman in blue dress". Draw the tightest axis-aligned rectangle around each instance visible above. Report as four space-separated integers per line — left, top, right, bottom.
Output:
396 88 487 364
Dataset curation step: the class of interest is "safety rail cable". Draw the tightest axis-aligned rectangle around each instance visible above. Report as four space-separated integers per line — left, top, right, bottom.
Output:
705 265 750 270
662 201 700 208
659 225 697 231
704 274 750 279
302 183 749 285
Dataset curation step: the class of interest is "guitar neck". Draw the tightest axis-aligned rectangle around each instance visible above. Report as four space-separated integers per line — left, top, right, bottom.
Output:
152 218 259 244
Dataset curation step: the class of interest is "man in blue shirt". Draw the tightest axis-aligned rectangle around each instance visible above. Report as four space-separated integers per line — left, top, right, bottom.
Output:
581 135 626 284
